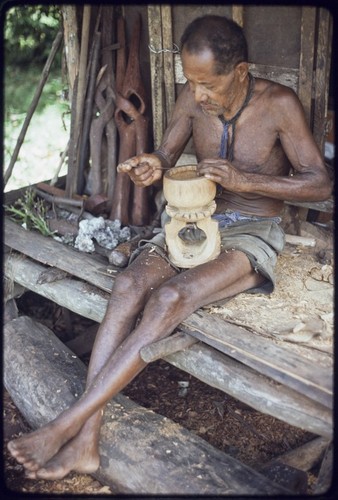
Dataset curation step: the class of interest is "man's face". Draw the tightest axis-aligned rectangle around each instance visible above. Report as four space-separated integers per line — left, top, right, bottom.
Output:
181 47 239 116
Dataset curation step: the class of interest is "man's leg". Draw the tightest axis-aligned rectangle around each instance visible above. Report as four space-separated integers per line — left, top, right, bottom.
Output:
9 249 263 479
8 248 177 477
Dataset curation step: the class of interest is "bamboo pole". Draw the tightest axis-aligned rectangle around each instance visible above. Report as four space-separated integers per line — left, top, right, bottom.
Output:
4 31 63 187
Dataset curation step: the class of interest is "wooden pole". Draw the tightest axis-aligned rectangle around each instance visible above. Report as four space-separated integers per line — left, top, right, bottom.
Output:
66 5 91 197
61 6 79 101
4 31 63 187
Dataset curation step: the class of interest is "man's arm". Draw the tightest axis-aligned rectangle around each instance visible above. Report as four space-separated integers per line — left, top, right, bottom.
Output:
117 84 194 187
198 87 332 202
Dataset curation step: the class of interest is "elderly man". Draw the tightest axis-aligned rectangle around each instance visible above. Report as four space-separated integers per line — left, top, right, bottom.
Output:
8 15 331 480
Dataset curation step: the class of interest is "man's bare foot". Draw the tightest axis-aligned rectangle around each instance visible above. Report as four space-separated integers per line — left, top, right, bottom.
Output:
24 434 100 480
7 418 77 471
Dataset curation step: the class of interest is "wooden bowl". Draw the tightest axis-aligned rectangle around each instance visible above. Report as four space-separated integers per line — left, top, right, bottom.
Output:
163 165 216 209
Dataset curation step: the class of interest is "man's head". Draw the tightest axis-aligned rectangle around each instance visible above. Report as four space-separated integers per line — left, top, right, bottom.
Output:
180 16 249 116
180 15 248 76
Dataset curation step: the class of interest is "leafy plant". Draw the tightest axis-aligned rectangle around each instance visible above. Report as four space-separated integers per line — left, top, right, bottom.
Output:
5 188 55 237
4 5 61 66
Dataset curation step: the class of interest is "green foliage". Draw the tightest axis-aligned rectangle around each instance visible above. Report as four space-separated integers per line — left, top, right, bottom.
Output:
4 4 61 66
5 188 55 236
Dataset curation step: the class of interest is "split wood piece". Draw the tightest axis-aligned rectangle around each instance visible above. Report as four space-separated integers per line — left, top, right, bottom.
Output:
4 316 290 495
3 249 332 438
180 314 333 409
140 331 198 362
4 31 63 187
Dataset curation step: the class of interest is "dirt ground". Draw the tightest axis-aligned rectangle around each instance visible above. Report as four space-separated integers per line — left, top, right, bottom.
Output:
3 235 333 496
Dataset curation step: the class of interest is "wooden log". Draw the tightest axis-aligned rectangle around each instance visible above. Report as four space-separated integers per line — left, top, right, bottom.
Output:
181 315 333 409
3 250 332 438
5 218 114 293
140 331 198 362
4 316 289 495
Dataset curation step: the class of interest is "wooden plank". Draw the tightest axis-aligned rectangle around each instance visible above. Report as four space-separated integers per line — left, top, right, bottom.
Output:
181 314 333 409
165 344 332 439
3 251 332 438
148 4 164 149
174 54 299 91
313 8 332 153
4 316 290 495
232 5 244 27
161 5 176 128
4 218 114 293
298 7 316 125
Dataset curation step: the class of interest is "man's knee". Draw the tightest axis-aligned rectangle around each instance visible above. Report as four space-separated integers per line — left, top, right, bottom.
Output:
149 282 185 314
111 270 143 304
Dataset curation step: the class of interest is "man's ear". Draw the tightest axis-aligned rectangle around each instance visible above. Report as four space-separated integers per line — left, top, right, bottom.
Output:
235 62 249 82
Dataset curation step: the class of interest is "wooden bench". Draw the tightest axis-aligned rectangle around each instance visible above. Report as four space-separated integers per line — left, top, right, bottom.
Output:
4 217 332 440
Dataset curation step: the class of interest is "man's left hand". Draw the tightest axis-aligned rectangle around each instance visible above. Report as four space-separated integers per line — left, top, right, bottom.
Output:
197 158 249 192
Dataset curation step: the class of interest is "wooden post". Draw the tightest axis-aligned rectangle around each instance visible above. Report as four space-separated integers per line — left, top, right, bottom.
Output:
66 5 91 197
61 6 80 101
298 7 316 126
312 8 333 154
148 4 164 149
161 5 176 129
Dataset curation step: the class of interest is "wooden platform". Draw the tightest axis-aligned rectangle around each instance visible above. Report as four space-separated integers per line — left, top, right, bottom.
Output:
4 217 333 441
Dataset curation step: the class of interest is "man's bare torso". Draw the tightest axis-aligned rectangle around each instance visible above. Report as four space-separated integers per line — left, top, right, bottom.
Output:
166 77 295 216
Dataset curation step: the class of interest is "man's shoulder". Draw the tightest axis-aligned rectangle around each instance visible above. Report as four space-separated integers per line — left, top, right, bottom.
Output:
255 77 298 103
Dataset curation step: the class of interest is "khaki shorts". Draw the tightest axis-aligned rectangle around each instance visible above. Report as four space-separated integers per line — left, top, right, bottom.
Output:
130 218 285 295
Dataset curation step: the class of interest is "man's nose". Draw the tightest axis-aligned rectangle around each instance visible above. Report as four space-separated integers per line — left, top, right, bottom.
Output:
194 85 208 103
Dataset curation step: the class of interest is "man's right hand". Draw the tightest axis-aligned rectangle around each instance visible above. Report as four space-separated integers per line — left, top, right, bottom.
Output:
117 154 164 187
